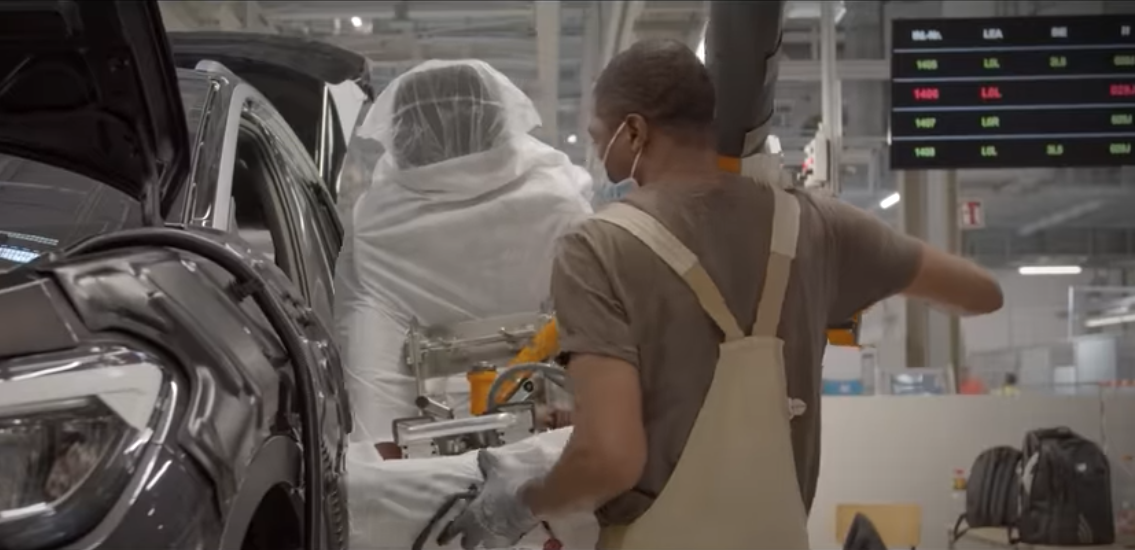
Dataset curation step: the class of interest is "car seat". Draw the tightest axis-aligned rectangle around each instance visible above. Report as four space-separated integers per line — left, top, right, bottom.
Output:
231 155 277 262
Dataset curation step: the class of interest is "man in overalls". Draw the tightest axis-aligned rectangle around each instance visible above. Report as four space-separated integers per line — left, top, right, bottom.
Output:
443 39 1004 549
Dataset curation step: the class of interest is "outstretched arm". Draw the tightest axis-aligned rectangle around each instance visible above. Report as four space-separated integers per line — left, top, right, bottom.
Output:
902 242 1003 316
820 196 1003 322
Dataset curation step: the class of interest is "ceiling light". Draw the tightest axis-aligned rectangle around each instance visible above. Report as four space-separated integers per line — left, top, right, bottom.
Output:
879 192 900 209
1085 312 1135 328
350 16 363 28
1018 265 1082 276
566 134 578 144
694 18 708 64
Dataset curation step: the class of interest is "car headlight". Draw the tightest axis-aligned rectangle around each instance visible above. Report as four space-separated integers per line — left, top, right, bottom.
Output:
0 347 168 550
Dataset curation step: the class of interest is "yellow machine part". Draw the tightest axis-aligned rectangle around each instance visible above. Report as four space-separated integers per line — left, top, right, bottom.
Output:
718 156 743 173
827 311 862 347
509 318 559 366
490 318 560 406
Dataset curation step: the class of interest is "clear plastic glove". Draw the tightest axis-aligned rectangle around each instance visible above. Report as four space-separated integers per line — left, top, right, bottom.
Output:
439 449 544 549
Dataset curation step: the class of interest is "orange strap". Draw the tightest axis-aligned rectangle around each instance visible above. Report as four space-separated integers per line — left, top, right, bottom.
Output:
718 156 741 174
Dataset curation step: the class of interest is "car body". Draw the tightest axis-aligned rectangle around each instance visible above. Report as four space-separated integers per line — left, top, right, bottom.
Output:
0 2 371 549
166 31 375 202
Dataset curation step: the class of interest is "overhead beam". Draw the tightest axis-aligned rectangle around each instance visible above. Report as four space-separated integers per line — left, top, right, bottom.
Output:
1018 200 1107 237
322 34 586 60
964 226 1135 266
783 148 875 166
367 56 583 71
779 59 889 81
326 35 585 50
264 5 532 22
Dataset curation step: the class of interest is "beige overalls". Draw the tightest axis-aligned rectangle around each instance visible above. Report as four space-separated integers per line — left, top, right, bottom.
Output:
591 184 811 550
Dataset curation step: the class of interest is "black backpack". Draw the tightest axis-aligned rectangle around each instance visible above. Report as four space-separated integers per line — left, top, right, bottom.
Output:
953 446 1022 540
1017 427 1115 546
842 513 887 550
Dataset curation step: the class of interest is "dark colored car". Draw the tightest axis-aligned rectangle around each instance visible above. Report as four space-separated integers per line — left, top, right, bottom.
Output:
0 2 371 549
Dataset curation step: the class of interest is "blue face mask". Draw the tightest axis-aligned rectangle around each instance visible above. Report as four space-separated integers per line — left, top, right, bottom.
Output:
593 120 642 208
594 178 637 205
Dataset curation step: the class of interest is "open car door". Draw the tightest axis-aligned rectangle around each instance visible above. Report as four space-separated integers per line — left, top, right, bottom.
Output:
167 32 374 197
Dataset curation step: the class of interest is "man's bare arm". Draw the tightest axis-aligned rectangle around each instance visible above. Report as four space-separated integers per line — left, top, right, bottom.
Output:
521 353 647 516
820 196 1004 321
902 242 1004 316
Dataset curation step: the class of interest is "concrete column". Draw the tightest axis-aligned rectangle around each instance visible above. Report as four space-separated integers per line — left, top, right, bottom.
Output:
900 171 928 369
600 0 644 66
408 32 424 65
536 0 562 146
244 1 270 32
893 0 999 386
926 171 962 374
820 0 842 193
213 2 245 31
579 1 601 152
158 1 203 31
844 4 885 138
900 170 962 375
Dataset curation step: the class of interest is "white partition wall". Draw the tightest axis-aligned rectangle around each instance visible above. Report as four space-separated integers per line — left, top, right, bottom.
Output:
809 394 1135 548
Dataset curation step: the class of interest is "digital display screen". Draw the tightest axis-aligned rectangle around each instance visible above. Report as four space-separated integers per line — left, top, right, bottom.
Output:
890 15 1135 169
0 245 41 264
0 230 55 266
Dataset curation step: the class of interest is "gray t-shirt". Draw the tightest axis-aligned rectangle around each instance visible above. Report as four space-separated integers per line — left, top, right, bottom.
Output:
550 174 922 526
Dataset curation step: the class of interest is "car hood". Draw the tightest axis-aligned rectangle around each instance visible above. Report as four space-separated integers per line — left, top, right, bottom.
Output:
167 32 374 155
0 1 190 216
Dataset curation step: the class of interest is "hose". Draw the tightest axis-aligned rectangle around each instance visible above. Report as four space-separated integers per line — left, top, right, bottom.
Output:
416 485 562 550
485 362 568 413
413 485 478 550
65 228 324 550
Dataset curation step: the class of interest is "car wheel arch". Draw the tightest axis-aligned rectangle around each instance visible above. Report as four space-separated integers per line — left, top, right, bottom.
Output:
218 435 302 550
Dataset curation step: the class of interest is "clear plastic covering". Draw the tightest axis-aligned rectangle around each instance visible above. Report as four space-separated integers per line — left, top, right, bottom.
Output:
357 59 541 169
336 59 593 447
346 428 600 549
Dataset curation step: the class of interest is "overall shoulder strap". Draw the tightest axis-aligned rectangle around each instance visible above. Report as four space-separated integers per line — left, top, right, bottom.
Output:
751 186 802 337
593 203 745 341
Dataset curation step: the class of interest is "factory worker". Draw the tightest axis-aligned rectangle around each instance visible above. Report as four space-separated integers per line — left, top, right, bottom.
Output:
442 39 1004 549
335 59 593 460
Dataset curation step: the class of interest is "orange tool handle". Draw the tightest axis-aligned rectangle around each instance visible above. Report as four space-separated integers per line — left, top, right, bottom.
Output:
491 319 560 406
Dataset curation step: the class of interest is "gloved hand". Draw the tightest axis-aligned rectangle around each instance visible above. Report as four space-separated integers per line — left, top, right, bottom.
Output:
535 405 573 429
439 449 544 549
